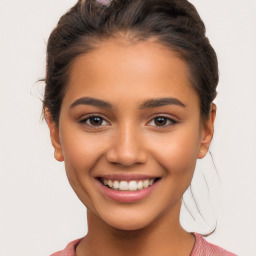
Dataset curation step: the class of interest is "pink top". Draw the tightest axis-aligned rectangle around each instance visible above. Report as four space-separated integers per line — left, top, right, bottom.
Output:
50 233 237 256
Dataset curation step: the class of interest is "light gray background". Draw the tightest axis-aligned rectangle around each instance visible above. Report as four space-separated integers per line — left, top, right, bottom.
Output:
0 0 255 255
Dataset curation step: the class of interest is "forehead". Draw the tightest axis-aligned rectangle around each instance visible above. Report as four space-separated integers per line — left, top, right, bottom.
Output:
64 38 199 109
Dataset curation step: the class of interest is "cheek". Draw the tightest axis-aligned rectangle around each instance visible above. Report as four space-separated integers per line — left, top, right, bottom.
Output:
151 126 201 203
150 124 201 177
58 125 110 208
61 135 106 171
59 122 108 180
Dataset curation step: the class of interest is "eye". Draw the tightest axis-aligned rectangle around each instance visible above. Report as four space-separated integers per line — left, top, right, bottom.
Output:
79 115 109 127
148 116 177 127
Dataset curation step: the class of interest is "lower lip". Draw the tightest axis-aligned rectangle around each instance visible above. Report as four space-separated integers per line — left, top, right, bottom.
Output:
96 179 160 203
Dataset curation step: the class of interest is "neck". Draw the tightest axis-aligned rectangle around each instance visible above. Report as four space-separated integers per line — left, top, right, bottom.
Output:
76 202 195 256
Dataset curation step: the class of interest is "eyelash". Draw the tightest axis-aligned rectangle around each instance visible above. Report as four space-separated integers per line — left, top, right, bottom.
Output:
78 114 178 128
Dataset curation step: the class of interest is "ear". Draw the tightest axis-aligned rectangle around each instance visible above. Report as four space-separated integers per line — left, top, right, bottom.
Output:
197 103 216 159
44 109 64 162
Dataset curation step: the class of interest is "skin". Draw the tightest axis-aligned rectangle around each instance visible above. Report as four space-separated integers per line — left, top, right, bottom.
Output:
46 37 216 256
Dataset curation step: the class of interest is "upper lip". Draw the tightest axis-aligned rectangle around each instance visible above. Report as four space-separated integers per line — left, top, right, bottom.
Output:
96 174 161 181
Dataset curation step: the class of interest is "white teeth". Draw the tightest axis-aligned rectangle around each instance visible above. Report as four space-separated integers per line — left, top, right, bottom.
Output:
113 180 119 190
108 180 113 188
101 178 157 191
128 181 137 191
119 181 128 191
143 179 149 188
137 181 143 190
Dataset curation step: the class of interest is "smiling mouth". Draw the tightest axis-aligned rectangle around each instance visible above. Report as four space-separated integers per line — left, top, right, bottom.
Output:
98 178 161 191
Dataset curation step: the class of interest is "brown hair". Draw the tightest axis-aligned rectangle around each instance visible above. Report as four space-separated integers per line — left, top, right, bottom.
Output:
43 0 218 125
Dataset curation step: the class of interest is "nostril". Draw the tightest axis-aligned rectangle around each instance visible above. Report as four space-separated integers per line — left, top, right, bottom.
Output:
105 131 147 166
106 148 147 166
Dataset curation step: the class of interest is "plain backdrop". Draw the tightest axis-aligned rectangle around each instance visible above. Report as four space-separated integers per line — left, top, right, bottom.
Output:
0 0 255 255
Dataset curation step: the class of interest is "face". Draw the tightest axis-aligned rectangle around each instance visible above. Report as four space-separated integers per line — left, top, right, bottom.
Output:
47 38 215 231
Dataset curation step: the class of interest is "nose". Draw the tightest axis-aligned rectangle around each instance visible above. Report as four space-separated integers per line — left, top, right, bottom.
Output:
106 124 147 167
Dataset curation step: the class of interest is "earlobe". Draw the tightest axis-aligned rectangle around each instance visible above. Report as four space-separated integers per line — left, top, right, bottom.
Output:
197 149 206 159
197 103 216 159
54 150 64 162
45 109 64 162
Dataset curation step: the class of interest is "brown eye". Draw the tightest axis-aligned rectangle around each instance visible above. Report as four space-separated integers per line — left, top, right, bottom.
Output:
148 116 177 127
154 117 168 126
89 116 103 126
79 115 108 127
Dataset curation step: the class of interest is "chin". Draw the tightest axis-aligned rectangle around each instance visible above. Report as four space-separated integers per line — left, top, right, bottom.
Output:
108 219 150 231
103 211 157 231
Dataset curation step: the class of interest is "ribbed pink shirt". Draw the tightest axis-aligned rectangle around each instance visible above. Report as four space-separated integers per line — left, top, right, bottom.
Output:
50 233 237 256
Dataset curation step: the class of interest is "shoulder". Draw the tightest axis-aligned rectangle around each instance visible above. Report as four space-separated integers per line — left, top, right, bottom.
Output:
191 233 237 256
50 238 82 256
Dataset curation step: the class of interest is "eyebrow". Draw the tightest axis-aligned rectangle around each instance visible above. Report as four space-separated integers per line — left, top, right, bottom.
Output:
139 97 186 109
70 97 186 110
70 97 113 109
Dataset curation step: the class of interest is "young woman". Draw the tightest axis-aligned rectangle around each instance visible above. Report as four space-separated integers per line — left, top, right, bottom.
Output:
43 0 236 255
